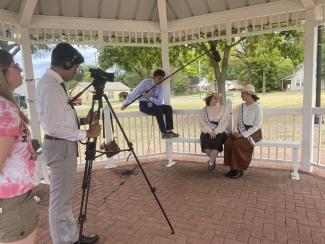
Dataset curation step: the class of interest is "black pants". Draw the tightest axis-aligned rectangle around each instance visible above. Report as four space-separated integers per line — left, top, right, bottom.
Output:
139 101 173 133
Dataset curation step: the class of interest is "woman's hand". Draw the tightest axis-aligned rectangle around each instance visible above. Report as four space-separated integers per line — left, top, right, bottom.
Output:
234 133 243 139
209 130 217 139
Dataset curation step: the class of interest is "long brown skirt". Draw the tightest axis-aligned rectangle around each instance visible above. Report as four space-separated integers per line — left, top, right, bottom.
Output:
223 135 254 171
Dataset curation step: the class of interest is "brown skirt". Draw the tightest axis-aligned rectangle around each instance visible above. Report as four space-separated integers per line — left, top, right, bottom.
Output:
223 135 254 171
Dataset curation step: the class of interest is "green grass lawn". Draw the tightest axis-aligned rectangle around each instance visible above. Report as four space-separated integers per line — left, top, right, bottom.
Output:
75 90 325 116
172 90 325 109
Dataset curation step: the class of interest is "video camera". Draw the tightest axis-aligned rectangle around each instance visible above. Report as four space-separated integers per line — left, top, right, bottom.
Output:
89 68 115 92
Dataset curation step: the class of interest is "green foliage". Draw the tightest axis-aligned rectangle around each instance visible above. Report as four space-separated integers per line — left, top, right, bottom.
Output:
233 30 303 91
75 64 96 82
97 30 305 95
0 41 51 58
119 92 129 101
98 46 162 78
171 72 191 94
114 72 143 89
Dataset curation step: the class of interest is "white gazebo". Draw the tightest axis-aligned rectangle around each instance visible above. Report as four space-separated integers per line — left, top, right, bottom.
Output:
0 0 324 173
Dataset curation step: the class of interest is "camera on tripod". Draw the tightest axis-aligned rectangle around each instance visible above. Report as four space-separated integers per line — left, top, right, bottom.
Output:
89 68 115 92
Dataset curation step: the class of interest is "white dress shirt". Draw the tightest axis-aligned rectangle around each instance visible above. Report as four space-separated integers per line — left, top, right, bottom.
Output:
36 69 87 141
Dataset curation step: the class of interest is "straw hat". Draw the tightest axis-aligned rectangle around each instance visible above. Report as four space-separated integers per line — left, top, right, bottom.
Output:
203 92 219 101
241 84 256 95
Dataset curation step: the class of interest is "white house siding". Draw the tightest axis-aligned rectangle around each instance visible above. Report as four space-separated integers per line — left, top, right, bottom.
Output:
288 66 325 91
290 67 304 91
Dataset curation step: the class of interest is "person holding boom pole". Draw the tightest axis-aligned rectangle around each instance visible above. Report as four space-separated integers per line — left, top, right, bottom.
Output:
121 69 179 139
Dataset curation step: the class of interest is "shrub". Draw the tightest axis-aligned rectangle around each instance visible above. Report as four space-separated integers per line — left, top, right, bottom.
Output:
119 92 128 101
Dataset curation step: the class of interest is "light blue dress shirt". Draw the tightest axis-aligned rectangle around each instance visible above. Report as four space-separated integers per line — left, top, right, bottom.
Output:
122 78 164 107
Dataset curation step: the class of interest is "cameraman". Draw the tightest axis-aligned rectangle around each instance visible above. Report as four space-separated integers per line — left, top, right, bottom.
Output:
36 43 101 244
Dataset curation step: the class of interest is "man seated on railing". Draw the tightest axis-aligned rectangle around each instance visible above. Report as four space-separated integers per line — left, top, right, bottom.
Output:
121 69 179 139
199 92 229 171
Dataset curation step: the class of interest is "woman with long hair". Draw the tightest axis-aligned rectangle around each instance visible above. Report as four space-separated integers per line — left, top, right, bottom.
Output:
0 49 39 244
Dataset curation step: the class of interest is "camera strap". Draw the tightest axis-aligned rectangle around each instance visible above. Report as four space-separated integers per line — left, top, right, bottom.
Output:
61 82 80 129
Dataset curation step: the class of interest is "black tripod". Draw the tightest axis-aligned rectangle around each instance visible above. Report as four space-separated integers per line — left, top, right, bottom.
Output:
76 73 175 243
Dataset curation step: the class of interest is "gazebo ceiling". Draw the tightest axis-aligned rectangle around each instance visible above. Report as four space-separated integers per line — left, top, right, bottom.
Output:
0 0 323 47
1 0 282 22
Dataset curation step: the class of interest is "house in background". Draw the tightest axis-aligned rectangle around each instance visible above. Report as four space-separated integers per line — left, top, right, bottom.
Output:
281 64 325 91
189 79 239 93
188 78 214 93
225 80 240 91
69 81 130 104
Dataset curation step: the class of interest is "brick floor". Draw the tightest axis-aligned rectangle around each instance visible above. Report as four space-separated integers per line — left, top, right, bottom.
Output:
35 160 325 244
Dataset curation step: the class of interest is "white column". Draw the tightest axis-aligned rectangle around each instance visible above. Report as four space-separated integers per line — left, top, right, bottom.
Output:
20 27 48 184
161 32 171 105
19 27 41 141
301 9 317 172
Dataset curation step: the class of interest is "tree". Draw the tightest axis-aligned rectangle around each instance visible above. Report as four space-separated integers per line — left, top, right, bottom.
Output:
189 38 244 103
171 70 191 94
232 31 302 92
98 45 211 92
0 40 51 57
98 46 162 79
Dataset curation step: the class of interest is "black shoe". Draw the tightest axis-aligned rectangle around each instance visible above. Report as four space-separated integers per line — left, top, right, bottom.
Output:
224 169 236 177
228 170 243 179
168 131 179 137
208 160 216 171
162 133 172 139
73 234 99 244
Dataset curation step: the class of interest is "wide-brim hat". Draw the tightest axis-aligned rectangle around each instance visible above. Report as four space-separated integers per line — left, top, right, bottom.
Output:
241 84 256 95
203 92 219 101
241 84 260 100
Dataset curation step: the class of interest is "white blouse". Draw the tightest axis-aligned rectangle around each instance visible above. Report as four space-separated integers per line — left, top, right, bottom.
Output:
233 102 263 138
199 104 229 134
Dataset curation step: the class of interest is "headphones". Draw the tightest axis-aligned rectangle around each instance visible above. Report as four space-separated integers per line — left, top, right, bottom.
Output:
61 54 77 70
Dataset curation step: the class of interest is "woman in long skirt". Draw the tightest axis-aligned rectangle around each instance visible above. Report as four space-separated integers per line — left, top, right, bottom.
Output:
224 84 263 178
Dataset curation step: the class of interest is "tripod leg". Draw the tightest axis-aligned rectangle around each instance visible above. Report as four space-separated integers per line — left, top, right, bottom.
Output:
78 96 100 241
103 94 175 234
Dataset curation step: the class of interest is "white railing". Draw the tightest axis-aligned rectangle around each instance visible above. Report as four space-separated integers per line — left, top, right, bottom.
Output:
170 108 303 164
98 105 304 168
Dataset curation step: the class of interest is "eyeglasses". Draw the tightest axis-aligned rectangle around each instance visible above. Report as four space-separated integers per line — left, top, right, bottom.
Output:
2 62 23 72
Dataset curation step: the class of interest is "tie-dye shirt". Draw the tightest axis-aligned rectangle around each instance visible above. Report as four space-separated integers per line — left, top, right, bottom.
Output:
0 96 38 199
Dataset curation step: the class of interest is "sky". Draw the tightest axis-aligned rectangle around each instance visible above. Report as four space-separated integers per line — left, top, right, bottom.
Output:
15 45 99 79
14 45 99 95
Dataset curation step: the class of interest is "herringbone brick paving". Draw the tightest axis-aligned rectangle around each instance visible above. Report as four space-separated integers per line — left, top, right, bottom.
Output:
36 160 325 244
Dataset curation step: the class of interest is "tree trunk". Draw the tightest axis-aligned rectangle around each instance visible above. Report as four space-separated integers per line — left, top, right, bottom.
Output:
197 38 243 104
262 69 266 94
246 62 253 84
